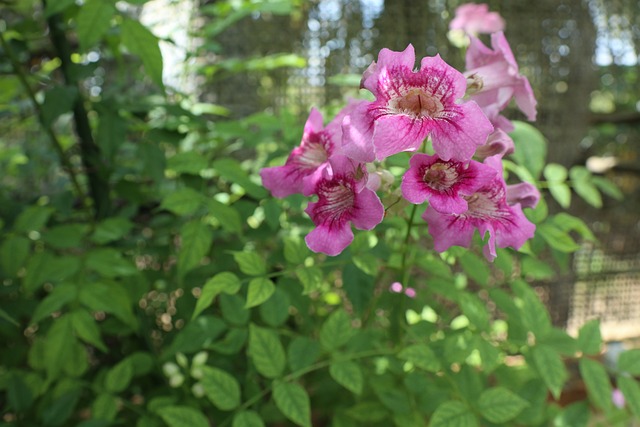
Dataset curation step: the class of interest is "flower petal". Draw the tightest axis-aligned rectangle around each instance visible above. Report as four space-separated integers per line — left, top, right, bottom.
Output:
305 221 354 256
350 188 384 230
431 101 493 161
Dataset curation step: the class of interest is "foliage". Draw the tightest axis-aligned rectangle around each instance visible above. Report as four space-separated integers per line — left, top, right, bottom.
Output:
0 1 638 427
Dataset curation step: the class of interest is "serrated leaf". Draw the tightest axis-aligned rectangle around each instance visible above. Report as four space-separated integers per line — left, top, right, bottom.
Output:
319 309 355 351
232 251 266 276
530 345 568 399
44 315 75 381
249 324 285 378
192 272 241 319
478 387 529 423
14 205 54 233
579 358 613 413
618 349 640 375
618 376 640 417
166 151 208 174
577 319 601 355
272 381 311 427
459 252 489 286
538 222 580 253
207 199 242 233
92 393 118 421
551 213 596 242
398 344 441 372
245 277 275 308
553 401 589 427
259 287 290 327
160 188 205 216
77 0 115 51
31 283 77 324
429 400 478 427
232 411 265 427
79 282 136 328
200 366 240 411
120 19 164 88
329 361 363 395
459 293 490 331
178 220 213 278
156 406 209 427
91 217 134 244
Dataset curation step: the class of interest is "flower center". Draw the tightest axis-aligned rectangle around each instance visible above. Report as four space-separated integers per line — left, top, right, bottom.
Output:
390 88 444 119
298 139 329 169
464 188 508 220
424 162 459 191
315 179 355 225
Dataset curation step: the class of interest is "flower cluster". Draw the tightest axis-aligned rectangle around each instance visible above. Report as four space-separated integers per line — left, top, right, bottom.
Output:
261 4 539 261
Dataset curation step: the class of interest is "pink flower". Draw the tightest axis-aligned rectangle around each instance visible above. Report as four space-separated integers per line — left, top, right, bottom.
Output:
465 32 537 121
424 173 536 261
507 182 540 209
304 155 384 256
474 129 514 160
261 102 362 198
612 388 625 409
390 282 404 293
342 44 493 163
401 153 497 214
449 3 505 36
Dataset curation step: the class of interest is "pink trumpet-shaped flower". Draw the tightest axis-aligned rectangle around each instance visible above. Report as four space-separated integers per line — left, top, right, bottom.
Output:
261 102 362 198
342 45 493 163
465 32 537 121
449 3 505 36
507 182 540 209
304 155 384 256
401 153 497 214
424 173 536 261
474 129 515 160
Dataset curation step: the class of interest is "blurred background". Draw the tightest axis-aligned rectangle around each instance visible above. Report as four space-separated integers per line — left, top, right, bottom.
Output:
2 0 639 339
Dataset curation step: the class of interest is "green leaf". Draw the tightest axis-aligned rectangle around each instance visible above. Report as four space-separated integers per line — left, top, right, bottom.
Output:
249 324 285 378
618 349 640 375
156 406 209 427
192 272 241 319
511 279 551 336
0 235 30 277
329 361 363 395
120 18 164 88
71 309 108 352
41 389 81 427
537 222 580 253
220 294 250 325
295 266 323 294
544 163 568 182
178 220 213 278
287 337 321 372
232 251 266 276
548 182 572 208
429 400 478 427
44 315 76 380
42 223 88 249
14 205 54 233
283 237 308 265
272 381 312 427
579 358 613 413
32 282 77 323
160 188 205 216
200 366 241 411
551 213 596 242
345 402 389 422
618 376 640 417
245 277 275 308
398 344 441 372
570 166 602 208
553 401 590 427
319 309 355 351
42 86 78 126
352 253 379 276
105 358 134 393
232 411 265 427
207 199 243 234
91 217 134 244
459 252 490 286
96 109 126 160
530 345 568 399
592 176 624 200
577 319 601 355
509 121 547 179
45 0 77 16
79 282 137 328
92 393 118 421
259 287 290 327
459 293 490 332
212 158 267 199
477 387 529 423
86 248 137 277
77 0 115 51
166 151 208 175
6 372 33 412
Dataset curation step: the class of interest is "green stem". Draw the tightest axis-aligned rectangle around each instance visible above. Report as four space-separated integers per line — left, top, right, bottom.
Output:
0 28 86 202
45 4 112 219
